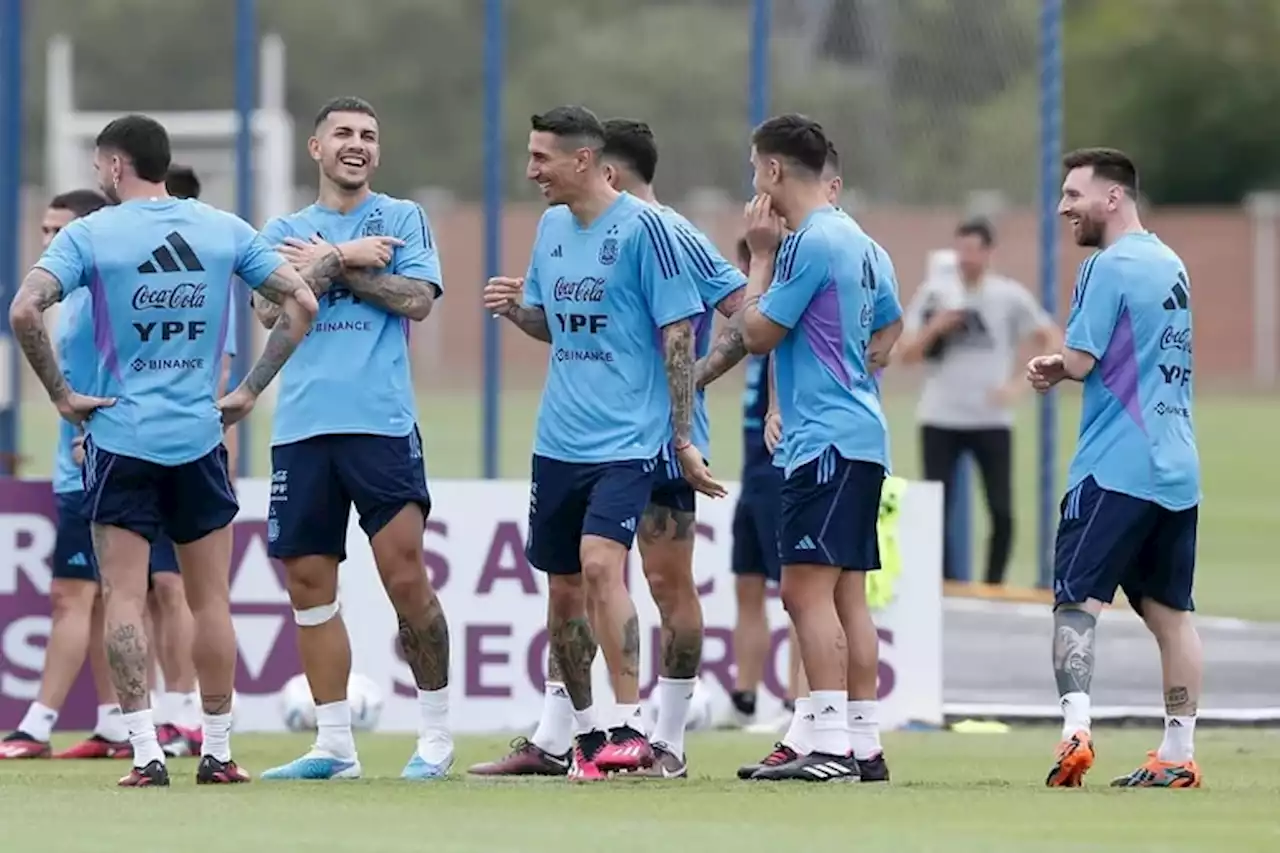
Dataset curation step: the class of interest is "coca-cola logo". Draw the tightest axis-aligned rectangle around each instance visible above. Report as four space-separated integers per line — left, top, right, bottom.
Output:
1159 325 1192 353
553 276 606 302
131 282 207 311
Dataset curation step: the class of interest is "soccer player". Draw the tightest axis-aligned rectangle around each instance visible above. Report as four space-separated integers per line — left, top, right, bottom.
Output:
482 105 721 781
9 113 318 787
468 118 744 780
252 97 450 782
735 115 899 782
1028 148 1202 788
0 189 134 761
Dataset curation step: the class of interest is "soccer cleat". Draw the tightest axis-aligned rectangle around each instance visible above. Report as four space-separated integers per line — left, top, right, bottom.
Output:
54 734 132 760
594 725 654 773
261 750 361 781
467 737 571 777
567 730 608 782
118 759 170 787
157 723 202 758
856 752 891 783
401 745 454 781
625 742 687 779
1046 730 1096 787
1110 752 1202 788
196 754 251 784
0 732 51 759
736 742 799 780
750 751 860 782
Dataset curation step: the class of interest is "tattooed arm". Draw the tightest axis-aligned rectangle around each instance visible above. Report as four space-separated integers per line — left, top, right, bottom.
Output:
340 270 439 322
250 247 339 329
663 319 696 449
505 305 553 343
695 288 752 390
238 267 319 396
9 269 70 404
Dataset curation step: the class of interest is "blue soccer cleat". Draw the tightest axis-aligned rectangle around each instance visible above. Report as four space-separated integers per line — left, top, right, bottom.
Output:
401 747 454 781
260 750 362 781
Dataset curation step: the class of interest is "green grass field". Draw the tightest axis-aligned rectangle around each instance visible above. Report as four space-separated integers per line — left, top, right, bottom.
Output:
4 730 1278 852
17 385 1280 620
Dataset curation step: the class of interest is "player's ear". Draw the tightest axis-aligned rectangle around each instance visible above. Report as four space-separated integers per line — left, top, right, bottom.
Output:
307 136 323 164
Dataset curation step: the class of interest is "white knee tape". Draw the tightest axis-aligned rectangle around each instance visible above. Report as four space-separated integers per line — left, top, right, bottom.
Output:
294 601 339 627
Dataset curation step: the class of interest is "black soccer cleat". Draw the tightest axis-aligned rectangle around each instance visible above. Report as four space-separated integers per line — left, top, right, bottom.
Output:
736 742 799 780
196 754 251 784
856 752 890 783
118 759 170 788
750 751 860 782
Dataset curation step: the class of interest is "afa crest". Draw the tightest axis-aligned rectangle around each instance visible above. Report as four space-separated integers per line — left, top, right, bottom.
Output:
598 237 619 266
362 212 385 237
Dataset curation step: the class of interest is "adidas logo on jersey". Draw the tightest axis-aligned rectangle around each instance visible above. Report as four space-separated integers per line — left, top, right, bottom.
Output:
794 535 817 551
137 231 206 274
1163 276 1189 311
620 517 637 533
551 245 563 258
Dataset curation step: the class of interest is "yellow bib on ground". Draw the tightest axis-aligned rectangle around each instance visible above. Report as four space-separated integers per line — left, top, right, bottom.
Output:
868 475 907 611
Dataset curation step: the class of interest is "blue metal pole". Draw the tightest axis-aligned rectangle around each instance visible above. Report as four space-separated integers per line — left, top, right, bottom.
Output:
481 0 503 479
747 0 771 143
1037 0 1063 589
0 0 22 476
233 0 256 477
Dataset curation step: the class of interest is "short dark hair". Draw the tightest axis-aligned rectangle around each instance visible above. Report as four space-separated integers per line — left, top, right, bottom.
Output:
601 118 658 184
955 217 995 247
49 189 108 218
1062 147 1139 195
824 140 840 174
165 164 201 200
95 114 171 183
751 114 828 175
736 237 750 267
314 96 378 129
530 106 605 149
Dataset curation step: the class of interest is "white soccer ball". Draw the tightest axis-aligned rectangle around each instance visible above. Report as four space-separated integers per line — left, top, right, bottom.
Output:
685 677 716 731
280 674 317 732
347 673 385 732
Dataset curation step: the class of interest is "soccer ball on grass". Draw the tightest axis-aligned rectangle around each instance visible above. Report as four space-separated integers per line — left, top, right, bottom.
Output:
279 672 385 733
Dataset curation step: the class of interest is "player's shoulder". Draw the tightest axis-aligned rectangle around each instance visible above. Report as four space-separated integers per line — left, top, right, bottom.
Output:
371 191 424 218
1094 233 1183 280
535 203 574 233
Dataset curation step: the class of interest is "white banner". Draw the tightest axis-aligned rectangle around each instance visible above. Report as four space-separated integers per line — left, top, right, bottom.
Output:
0 478 943 734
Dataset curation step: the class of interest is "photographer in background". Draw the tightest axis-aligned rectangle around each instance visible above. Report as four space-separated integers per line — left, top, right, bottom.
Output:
898 218 1060 585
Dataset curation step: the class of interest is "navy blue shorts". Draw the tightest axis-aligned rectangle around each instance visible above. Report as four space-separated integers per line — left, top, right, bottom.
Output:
268 428 431 562
778 449 884 571
149 535 179 574
53 491 98 582
526 454 658 576
648 449 696 514
82 439 238 545
731 470 783 583
1054 476 1197 614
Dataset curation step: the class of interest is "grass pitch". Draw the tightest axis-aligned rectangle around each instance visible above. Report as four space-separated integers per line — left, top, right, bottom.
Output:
3 729 1278 852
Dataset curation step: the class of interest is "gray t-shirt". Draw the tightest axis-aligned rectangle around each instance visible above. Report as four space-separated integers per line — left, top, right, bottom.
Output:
905 273 1051 429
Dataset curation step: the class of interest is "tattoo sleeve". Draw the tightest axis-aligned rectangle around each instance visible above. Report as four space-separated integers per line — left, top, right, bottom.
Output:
9 269 69 402
341 269 438 321
663 319 695 447
505 305 552 343
695 305 753 389
548 615 596 711
241 268 314 395
1052 607 1098 696
397 594 450 691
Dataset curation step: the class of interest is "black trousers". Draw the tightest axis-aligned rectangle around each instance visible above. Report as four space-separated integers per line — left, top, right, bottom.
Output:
921 425 1014 584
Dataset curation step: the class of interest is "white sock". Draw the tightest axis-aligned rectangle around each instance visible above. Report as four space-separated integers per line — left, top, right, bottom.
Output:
201 712 233 762
18 701 57 742
94 704 127 742
1059 691 1092 739
847 700 883 760
416 688 452 762
176 692 202 728
1157 715 1196 763
572 705 599 736
653 677 696 758
153 692 173 725
530 681 574 755
781 697 813 754
314 701 356 758
122 709 165 767
614 703 644 734
809 690 850 756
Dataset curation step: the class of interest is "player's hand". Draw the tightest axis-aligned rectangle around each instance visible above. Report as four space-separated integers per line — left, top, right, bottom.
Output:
676 442 728 499
763 411 783 453
1026 353 1068 393
336 236 404 269
70 432 86 467
484 276 524 317
54 391 115 427
743 194 784 258
216 386 258 427
278 236 340 271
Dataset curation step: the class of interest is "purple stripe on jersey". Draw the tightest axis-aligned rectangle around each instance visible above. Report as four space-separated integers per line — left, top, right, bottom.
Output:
401 317 411 340
798 279 852 389
88 269 122 382
1098 305 1146 432
213 277 233 370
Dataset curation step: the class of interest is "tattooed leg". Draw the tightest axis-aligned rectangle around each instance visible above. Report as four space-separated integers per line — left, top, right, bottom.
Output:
1052 606 1098 697
374 505 450 691
396 598 450 691
580 535 641 704
637 503 703 679
546 576 595 711
93 524 153 713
